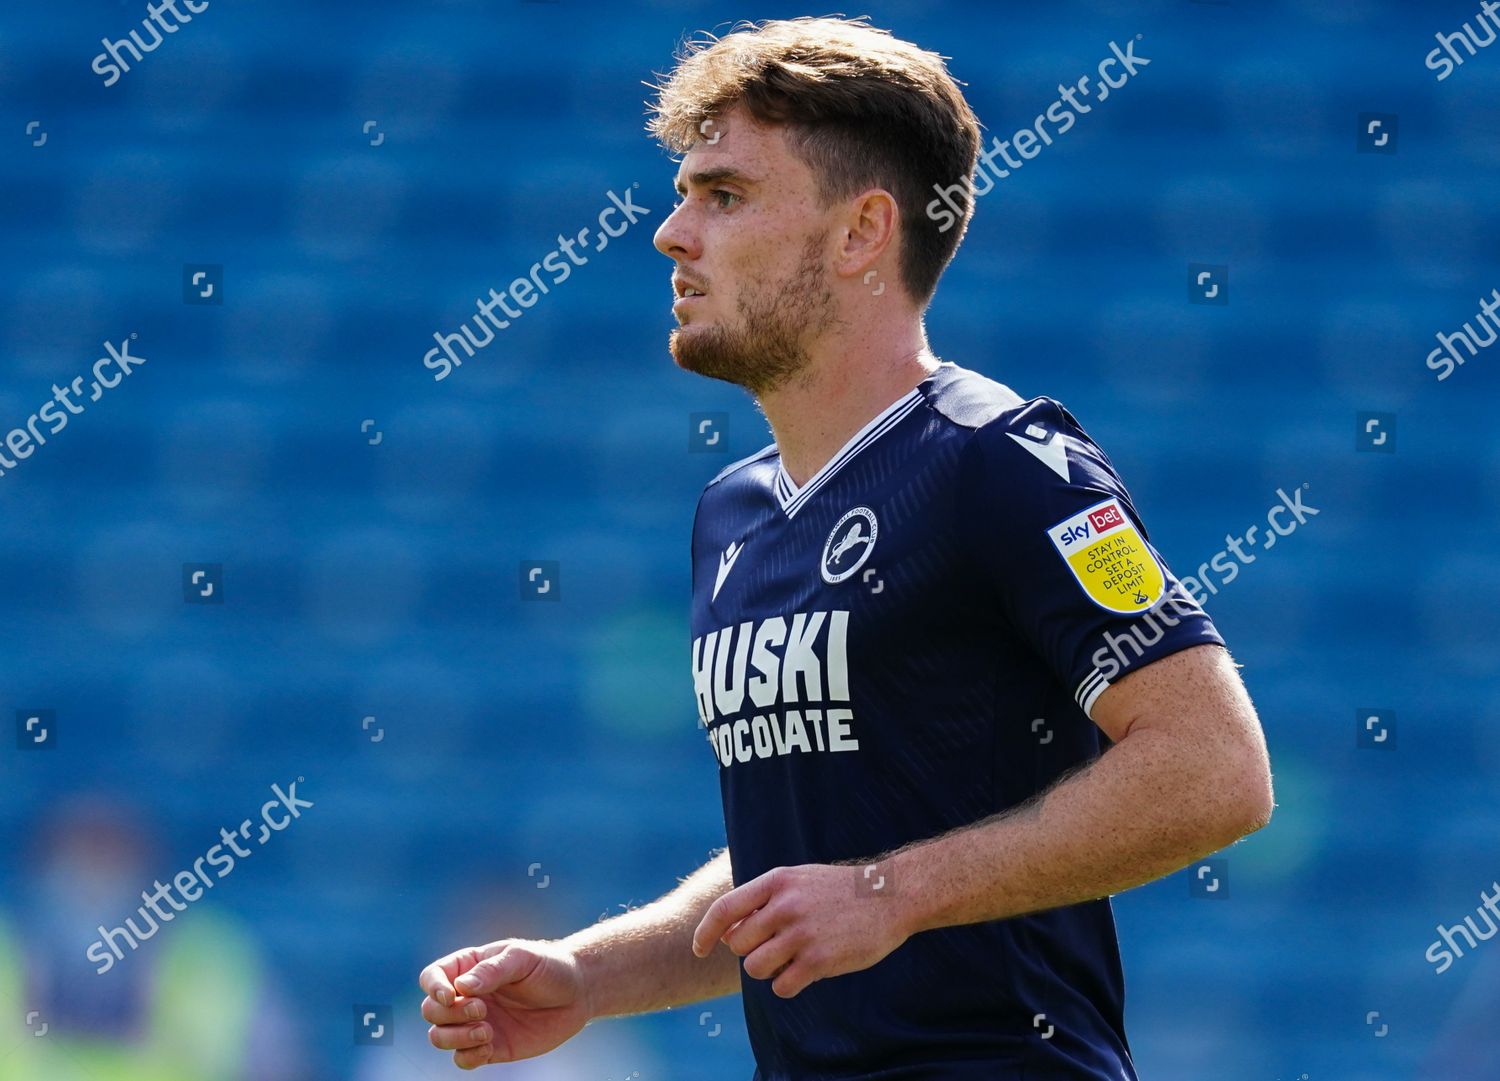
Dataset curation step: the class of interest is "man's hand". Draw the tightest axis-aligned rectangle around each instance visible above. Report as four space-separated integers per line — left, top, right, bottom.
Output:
418 939 592 1070
692 864 912 999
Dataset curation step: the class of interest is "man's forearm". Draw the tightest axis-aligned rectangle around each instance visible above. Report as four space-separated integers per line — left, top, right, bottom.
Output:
564 849 742 1019
892 725 1272 935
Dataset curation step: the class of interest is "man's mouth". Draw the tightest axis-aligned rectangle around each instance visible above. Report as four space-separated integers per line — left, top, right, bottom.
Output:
673 274 709 301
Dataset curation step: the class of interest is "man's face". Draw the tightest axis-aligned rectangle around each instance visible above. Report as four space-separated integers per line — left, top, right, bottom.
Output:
653 106 840 396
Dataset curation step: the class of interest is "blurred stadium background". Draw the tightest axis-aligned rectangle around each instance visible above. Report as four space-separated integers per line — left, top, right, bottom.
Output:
2 1 1498 1079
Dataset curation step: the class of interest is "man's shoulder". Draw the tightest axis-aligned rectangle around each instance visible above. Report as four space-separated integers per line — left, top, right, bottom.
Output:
923 362 1089 461
700 442 779 496
920 360 1028 429
924 364 1139 537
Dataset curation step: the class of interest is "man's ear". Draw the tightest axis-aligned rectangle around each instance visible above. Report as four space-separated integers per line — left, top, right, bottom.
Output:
833 188 900 282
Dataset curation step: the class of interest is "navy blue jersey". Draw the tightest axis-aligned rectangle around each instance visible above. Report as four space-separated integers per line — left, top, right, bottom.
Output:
688 361 1224 1080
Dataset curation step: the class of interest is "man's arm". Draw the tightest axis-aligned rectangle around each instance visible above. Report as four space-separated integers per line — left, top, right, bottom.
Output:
420 850 742 1069
892 643 1272 932
568 848 743 1018
692 644 1273 998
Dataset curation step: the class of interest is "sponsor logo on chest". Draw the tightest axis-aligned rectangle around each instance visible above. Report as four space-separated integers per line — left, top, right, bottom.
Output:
690 610 858 766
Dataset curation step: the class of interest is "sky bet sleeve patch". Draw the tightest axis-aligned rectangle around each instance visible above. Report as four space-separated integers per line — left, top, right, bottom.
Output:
1047 497 1166 614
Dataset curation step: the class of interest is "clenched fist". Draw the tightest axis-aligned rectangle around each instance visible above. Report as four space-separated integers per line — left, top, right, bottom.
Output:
418 939 593 1070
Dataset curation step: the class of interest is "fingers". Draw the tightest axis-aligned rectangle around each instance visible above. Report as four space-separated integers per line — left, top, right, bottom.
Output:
770 955 818 999
693 869 779 956
453 1043 497 1070
419 945 487 1008
421 995 486 1026
454 942 539 997
742 931 801 983
720 903 779 958
427 1020 492 1053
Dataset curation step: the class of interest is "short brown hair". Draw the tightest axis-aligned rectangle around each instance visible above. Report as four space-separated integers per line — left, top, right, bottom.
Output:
647 17 981 306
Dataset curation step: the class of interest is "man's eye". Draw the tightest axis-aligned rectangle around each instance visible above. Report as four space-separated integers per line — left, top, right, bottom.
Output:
711 190 741 209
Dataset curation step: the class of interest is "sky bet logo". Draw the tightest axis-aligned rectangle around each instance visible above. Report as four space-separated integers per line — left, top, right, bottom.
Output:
1057 521 1093 546
1090 504 1126 531
1048 498 1166 615
1057 503 1125 547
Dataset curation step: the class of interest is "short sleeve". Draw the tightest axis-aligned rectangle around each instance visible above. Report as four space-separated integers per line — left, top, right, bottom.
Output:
955 397 1224 718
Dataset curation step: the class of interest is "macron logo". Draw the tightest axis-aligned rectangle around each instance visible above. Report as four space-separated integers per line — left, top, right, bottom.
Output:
713 540 744 602
1008 423 1071 483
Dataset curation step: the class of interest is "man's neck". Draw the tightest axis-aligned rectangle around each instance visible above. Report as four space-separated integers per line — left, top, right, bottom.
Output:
760 341 940 489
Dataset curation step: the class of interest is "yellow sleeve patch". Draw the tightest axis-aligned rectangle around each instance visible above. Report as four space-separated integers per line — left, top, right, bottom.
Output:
1047 498 1166 614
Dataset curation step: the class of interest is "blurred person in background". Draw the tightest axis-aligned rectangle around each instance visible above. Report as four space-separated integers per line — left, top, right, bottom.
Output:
0 799 301 1081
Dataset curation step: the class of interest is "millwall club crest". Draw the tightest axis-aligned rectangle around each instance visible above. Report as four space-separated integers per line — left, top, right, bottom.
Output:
821 506 878 585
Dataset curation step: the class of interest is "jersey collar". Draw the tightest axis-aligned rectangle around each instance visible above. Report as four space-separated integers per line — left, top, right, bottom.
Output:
773 382 926 518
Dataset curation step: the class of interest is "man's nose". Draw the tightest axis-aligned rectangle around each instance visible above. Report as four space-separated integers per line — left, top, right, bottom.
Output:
654 201 699 261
